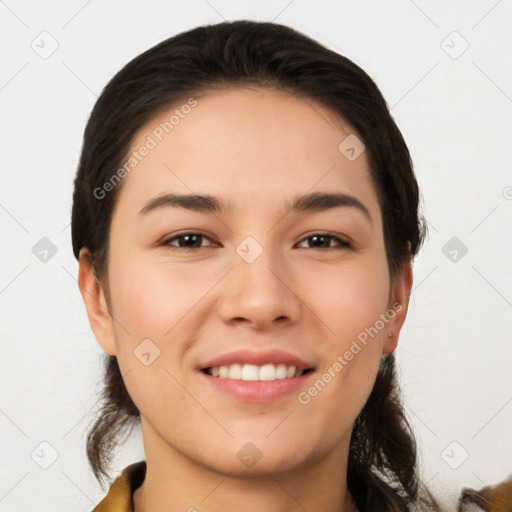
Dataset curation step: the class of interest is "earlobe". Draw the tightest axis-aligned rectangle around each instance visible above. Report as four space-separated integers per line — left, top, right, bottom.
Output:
77 248 116 356
383 256 413 354
383 332 398 354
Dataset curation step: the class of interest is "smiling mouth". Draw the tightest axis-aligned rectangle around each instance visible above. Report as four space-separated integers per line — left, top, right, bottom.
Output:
202 363 314 381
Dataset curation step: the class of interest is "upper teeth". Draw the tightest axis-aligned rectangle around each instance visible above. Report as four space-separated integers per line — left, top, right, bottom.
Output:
208 363 303 381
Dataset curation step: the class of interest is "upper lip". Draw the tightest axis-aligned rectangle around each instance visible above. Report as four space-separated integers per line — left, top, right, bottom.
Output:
199 349 315 371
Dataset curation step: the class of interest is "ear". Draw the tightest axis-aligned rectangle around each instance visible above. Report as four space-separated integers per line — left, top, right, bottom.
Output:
78 248 116 356
382 254 413 354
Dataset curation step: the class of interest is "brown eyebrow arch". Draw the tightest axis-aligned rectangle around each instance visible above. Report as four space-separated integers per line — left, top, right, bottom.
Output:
139 192 372 224
289 192 372 224
139 193 224 214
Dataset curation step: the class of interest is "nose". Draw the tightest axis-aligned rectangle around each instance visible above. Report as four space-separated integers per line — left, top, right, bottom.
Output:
217 243 302 330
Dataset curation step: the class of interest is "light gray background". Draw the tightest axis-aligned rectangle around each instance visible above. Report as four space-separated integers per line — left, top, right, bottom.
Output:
1 1 511 511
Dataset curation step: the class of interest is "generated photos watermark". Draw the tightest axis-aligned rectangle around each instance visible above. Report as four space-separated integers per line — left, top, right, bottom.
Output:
93 97 198 200
297 302 402 405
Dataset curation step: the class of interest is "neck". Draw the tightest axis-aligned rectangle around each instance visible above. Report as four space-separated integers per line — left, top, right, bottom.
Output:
133 423 358 512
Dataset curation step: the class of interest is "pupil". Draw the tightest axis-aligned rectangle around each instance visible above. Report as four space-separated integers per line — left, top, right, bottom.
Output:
311 235 327 247
181 235 200 247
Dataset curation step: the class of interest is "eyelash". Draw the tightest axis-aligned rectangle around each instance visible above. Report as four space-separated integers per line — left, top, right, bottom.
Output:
160 232 353 251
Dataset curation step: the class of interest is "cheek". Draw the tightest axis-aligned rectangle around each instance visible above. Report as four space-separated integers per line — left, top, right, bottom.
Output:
108 257 216 339
300 251 390 402
106 259 207 417
300 253 390 341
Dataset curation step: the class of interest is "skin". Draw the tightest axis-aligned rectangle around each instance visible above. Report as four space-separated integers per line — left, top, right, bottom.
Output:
79 87 412 512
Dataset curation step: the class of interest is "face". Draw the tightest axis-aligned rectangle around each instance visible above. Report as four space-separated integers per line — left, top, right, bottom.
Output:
80 87 410 477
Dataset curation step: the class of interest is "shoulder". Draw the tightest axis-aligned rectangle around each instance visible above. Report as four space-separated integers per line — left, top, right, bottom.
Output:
91 461 146 512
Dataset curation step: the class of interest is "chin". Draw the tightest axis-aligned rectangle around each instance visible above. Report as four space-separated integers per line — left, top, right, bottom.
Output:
215 451 309 478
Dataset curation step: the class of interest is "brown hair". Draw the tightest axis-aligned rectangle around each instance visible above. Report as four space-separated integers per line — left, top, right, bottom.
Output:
71 20 439 511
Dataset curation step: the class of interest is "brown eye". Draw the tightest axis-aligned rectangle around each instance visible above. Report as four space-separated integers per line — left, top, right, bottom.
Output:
162 233 216 249
297 233 352 249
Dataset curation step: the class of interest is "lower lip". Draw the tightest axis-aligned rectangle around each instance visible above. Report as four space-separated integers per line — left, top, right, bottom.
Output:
200 370 314 402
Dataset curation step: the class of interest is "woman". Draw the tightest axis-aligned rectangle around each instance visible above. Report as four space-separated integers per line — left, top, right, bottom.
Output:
72 20 441 512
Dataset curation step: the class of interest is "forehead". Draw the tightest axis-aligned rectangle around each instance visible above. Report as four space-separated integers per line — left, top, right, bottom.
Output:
116 87 380 221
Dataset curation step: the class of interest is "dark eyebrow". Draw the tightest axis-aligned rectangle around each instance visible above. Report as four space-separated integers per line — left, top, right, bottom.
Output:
139 193 226 215
288 192 372 224
139 192 372 224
